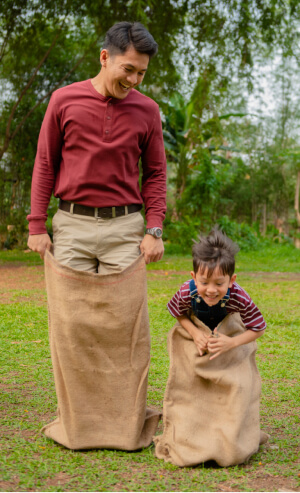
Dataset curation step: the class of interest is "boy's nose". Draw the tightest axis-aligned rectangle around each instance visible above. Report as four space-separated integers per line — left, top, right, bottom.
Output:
207 286 217 294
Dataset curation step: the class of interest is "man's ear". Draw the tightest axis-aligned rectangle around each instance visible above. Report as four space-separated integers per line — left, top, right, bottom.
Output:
229 273 237 287
100 49 109 67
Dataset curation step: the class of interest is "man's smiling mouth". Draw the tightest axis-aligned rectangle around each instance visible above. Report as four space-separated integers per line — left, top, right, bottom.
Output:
119 82 131 90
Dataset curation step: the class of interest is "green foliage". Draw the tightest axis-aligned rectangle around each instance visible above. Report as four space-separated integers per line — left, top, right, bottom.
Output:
216 216 260 251
163 215 201 254
163 214 261 253
1 0 300 244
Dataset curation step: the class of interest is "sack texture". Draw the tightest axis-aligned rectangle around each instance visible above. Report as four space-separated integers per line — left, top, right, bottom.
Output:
154 312 266 467
42 251 160 450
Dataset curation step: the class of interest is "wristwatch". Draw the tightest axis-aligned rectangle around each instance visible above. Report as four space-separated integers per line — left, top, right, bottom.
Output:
145 227 163 239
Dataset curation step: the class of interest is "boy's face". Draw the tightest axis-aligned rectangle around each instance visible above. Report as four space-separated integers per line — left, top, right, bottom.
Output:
191 266 237 307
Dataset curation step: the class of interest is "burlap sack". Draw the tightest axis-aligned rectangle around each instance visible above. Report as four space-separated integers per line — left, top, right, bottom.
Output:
154 312 267 467
42 251 160 450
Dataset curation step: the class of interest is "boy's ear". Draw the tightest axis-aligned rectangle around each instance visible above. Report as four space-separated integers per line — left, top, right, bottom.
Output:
229 273 237 287
191 271 196 281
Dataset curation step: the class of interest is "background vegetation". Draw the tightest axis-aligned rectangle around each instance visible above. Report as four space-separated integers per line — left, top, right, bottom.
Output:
1 0 300 250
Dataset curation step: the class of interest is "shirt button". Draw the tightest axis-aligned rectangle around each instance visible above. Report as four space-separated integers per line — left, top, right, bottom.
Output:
107 116 111 120
105 130 109 134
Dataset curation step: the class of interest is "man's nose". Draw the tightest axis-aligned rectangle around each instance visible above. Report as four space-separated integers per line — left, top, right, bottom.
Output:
126 72 138 86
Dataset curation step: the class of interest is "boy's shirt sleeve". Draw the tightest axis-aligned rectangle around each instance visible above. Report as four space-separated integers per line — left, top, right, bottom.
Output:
167 280 192 318
227 282 266 331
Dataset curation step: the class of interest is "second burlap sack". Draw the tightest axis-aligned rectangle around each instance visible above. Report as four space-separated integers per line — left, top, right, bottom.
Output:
154 312 266 467
42 251 160 450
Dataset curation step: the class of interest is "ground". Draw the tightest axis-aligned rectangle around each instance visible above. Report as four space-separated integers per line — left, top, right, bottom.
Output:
0 260 299 492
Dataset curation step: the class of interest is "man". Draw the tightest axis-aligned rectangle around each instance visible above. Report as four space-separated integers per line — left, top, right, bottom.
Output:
26 22 166 450
27 21 166 271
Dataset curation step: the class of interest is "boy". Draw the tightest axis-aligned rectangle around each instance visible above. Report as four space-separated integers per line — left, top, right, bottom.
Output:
154 228 268 467
167 227 266 358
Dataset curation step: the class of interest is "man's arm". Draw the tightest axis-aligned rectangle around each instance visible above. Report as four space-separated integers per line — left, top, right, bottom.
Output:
27 93 62 257
140 103 167 263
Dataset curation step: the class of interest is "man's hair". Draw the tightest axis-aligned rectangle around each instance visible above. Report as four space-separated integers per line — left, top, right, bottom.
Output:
192 227 240 278
103 21 158 58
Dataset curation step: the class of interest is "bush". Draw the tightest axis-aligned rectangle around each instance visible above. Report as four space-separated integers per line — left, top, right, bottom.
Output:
163 215 262 253
216 216 260 251
163 216 202 254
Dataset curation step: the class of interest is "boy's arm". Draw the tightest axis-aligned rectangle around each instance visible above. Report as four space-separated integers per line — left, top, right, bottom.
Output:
177 315 209 356
207 328 264 360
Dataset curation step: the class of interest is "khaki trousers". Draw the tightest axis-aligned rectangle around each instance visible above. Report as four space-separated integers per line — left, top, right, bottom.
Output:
52 209 144 274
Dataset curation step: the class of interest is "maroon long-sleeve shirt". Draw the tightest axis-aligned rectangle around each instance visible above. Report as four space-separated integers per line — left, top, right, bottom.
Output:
27 79 167 234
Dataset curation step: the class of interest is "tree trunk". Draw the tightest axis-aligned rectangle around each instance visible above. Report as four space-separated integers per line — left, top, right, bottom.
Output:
294 169 300 248
262 202 267 236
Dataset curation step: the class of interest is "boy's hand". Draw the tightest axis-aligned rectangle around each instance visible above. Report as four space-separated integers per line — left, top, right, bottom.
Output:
208 327 264 360
207 332 235 360
176 315 209 356
192 331 209 356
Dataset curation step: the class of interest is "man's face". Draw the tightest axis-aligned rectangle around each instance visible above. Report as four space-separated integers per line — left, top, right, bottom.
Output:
100 45 149 99
191 266 236 307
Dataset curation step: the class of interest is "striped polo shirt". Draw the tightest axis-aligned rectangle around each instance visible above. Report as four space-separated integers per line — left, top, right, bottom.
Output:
167 280 266 332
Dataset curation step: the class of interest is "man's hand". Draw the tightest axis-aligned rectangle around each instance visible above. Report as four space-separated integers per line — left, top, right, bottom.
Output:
140 235 164 264
27 234 53 260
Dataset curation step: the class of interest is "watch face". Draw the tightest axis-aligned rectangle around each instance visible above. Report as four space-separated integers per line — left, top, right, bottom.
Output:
154 228 162 238
146 228 163 238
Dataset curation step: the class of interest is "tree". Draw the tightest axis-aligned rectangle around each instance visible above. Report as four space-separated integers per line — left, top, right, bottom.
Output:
0 0 187 243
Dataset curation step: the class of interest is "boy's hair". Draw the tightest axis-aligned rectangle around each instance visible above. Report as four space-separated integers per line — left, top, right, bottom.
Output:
103 22 158 58
192 227 239 278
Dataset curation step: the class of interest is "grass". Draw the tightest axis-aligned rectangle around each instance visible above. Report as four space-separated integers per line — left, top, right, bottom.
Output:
0 245 299 492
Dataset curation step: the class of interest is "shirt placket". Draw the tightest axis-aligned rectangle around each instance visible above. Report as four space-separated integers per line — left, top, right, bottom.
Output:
103 99 113 142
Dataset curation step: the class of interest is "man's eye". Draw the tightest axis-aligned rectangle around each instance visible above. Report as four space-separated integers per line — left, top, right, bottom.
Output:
125 68 132 72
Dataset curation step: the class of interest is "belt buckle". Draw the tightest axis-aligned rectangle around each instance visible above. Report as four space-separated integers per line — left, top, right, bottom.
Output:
95 206 116 219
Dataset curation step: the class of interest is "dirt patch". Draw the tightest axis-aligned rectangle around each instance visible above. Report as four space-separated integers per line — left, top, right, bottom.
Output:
45 472 73 488
0 265 46 303
148 270 300 282
219 474 298 492
0 265 45 288
0 479 20 492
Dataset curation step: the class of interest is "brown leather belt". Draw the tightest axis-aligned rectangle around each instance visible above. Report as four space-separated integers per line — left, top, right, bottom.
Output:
59 200 142 219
